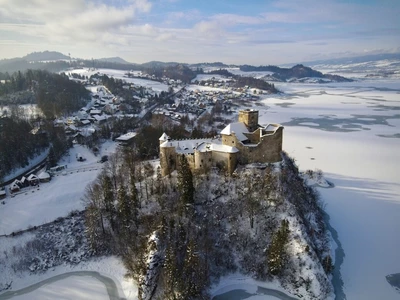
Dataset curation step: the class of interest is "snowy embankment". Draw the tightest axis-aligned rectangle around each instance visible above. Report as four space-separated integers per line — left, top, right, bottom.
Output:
258 79 400 299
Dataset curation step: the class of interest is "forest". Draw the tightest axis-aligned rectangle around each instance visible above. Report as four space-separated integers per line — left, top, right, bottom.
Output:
83 148 334 299
0 70 90 118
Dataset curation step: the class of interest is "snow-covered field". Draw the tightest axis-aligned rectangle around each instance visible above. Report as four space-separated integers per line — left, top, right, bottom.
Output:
68 68 169 92
256 79 400 299
0 142 116 235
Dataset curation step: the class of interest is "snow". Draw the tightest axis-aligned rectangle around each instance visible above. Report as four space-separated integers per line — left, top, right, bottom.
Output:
256 79 400 299
211 274 298 299
0 255 138 300
220 122 249 141
0 144 116 235
10 276 109 300
3 149 49 183
68 68 169 92
116 132 137 141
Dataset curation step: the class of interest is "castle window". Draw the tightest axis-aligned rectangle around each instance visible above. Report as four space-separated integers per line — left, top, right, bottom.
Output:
209 158 211 162
232 141 234 144
201 159 203 163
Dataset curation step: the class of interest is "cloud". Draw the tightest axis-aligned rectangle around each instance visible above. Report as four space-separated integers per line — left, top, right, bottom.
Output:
0 0 152 46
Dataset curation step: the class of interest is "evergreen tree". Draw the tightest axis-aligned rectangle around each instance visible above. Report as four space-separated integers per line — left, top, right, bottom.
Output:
182 239 209 299
102 174 116 230
267 219 290 276
117 183 132 230
48 146 57 167
322 255 334 274
177 154 194 213
129 170 139 228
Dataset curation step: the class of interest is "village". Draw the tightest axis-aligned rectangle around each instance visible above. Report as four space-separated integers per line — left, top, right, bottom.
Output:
0 68 271 203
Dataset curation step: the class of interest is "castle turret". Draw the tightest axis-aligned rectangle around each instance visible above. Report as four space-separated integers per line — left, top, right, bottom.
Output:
159 132 169 145
238 109 259 132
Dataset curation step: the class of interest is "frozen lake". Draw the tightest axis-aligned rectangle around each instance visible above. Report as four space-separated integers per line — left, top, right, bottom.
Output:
258 78 400 299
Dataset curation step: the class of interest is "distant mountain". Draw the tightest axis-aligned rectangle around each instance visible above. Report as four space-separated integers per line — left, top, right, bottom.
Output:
22 51 69 62
97 57 130 64
239 64 353 82
141 61 183 68
284 53 400 79
190 62 233 69
298 53 400 66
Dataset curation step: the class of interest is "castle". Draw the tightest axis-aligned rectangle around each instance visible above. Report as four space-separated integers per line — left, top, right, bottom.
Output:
159 109 283 176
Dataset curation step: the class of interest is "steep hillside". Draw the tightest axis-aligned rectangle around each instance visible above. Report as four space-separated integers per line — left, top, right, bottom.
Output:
83 151 334 300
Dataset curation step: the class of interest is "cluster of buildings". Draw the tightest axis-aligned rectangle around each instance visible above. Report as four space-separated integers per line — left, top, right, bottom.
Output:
8 172 50 194
159 109 283 176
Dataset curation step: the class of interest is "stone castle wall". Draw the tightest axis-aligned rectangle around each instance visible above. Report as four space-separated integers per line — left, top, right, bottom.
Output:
221 127 283 164
160 110 283 176
239 110 259 132
160 146 177 176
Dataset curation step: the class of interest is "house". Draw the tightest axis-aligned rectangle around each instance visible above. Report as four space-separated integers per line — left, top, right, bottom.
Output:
20 176 28 188
80 119 91 126
93 114 107 124
10 180 21 193
38 172 51 183
89 109 102 116
116 132 137 146
27 174 39 186
159 109 283 176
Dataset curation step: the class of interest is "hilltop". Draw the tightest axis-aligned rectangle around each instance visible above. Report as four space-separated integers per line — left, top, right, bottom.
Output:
0 51 353 83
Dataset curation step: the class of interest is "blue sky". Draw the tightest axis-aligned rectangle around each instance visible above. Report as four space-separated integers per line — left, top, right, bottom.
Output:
0 0 399 64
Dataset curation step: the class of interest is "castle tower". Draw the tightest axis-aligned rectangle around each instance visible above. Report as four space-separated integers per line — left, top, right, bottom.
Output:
238 109 259 132
159 132 169 145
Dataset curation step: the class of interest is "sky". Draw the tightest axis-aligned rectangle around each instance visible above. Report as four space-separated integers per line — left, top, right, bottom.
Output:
0 0 399 65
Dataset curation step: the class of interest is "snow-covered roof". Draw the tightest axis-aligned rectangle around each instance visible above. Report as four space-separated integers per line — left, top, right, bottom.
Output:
93 115 107 121
220 122 249 141
66 125 78 131
81 120 91 125
159 132 169 141
263 124 280 132
11 179 21 185
116 132 137 141
89 109 102 115
38 172 50 179
27 174 39 181
197 143 238 154
160 138 238 154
